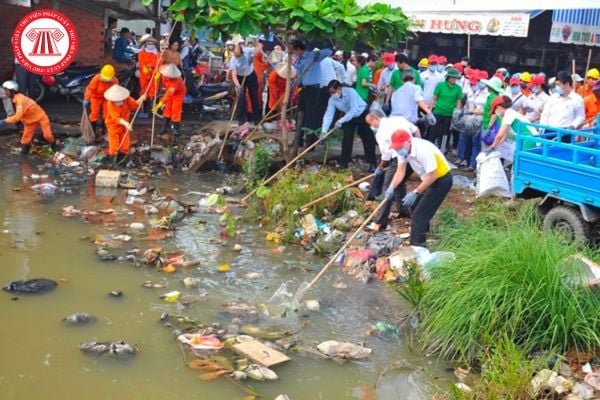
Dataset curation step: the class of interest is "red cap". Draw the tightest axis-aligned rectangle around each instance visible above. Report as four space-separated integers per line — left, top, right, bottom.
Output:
438 55 447 64
468 70 480 85
509 77 520 86
383 53 395 66
478 70 489 80
527 75 545 88
390 130 412 150
489 96 507 115
494 72 505 81
427 55 439 64
453 62 464 74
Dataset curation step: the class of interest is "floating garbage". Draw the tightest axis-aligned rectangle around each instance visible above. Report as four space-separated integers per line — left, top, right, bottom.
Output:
217 264 231 272
79 341 137 358
160 291 181 303
3 278 57 294
177 334 224 356
62 312 95 325
245 364 279 381
31 183 57 196
317 341 372 360
305 300 320 311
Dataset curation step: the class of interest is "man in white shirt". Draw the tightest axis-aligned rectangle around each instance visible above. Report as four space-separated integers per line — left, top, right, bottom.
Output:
346 53 357 87
365 109 420 230
504 77 526 112
390 72 435 125
540 70 585 143
522 75 549 123
385 130 453 246
420 55 444 108
319 56 347 119
377 53 397 92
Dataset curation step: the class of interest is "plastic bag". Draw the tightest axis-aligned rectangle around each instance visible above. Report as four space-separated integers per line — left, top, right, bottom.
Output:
475 151 511 198
482 121 500 145
452 109 483 137
80 109 95 144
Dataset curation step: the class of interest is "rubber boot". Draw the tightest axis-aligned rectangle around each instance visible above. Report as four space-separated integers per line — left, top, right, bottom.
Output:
138 101 149 119
20 144 31 155
49 142 58 152
91 121 98 134
172 122 180 136
111 154 119 169
161 118 171 134
117 153 127 166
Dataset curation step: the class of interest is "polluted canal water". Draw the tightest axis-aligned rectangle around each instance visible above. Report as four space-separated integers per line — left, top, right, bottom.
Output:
0 155 448 399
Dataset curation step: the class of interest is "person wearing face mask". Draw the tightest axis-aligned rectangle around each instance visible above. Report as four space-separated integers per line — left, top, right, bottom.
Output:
355 55 378 102
346 53 358 87
137 35 160 119
103 84 146 166
364 109 419 231
377 53 397 94
386 53 422 99
417 58 429 74
485 95 538 164
456 69 487 170
540 71 585 143
428 67 463 150
522 75 549 123
384 130 453 247
437 56 448 76
578 68 599 98
420 55 443 109
321 79 377 170
519 72 532 97
583 80 600 124
390 72 435 125
505 77 526 112
83 64 119 139
152 64 187 136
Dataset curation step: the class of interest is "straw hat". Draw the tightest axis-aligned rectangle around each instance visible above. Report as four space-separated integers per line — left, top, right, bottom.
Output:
104 85 130 102
275 62 296 79
159 63 181 78
140 34 158 45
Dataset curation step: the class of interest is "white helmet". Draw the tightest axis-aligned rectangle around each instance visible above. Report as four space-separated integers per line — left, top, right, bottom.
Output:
2 81 18 91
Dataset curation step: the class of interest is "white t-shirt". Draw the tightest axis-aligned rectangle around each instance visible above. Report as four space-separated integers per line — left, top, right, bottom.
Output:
346 61 357 86
540 91 585 128
524 91 549 122
376 116 418 162
497 108 538 162
467 87 488 113
420 70 444 106
397 137 451 180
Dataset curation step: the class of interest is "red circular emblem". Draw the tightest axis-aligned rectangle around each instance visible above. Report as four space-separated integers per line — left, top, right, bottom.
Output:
12 9 79 75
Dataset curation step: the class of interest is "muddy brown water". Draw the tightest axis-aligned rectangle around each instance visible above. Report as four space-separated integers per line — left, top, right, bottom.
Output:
0 155 450 399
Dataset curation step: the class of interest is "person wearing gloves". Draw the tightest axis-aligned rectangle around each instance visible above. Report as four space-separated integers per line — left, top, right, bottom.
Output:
390 71 435 125
456 69 488 170
137 35 161 118
152 64 187 136
522 75 549 123
321 79 377 170
428 67 463 150
231 38 262 125
83 64 119 137
0 80 56 154
103 85 145 165
365 109 420 231
384 130 452 247
540 70 585 143
484 95 538 167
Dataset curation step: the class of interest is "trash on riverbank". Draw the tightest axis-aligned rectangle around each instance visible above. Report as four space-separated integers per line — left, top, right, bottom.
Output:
232 337 291 367
79 341 137 358
317 341 372 360
3 278 57 294
95 170 121 188
62 312 95 325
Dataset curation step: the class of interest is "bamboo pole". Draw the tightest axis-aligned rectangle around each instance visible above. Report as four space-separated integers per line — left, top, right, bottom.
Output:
467 34 471 59
585 48 593 77
296 173 375 213
217 72 248 161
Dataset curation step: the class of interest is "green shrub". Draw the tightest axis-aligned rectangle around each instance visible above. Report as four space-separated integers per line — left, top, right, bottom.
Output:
420 203 600 361
242 142 273 186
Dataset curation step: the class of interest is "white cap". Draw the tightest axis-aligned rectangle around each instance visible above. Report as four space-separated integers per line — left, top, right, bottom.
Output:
226 40 234 45
361 52 368 58
159 63 181 78
104 85 130 102
572 73 584 82
275 63 297 79
334 50 343 57
2 80 18 91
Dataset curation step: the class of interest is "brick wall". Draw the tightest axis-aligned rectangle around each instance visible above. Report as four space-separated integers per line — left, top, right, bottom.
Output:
0 1 104 79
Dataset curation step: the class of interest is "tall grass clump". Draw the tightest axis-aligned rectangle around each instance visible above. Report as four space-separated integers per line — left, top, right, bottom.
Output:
420 202 600 361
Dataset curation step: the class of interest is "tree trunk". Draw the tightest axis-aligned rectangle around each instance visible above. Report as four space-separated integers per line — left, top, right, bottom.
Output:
280 34 292 160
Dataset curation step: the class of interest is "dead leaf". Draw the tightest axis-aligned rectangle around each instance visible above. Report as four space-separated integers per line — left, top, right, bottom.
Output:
187 359 222 372
198 370 227 381
351 187 365 199
98 208 114 214
209 355 233 371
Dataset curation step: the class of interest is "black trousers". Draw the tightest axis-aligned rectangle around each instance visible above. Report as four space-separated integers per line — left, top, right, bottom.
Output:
373 159 414 229
317 86 330 123
236 72 261 124
427 115 452 148
15 64 37 98
409 172 453 247
298 84 321 145
340 109 377 167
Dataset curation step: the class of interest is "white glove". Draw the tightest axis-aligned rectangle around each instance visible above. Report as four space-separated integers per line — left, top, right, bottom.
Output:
334 120 343 129
119 118 132 131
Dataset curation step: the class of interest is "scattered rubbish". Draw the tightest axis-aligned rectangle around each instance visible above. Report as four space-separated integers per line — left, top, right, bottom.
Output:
62 205 82 217
370 321 400 337
453 367 470 382
333 281 348 289
572 382 596 399
217 264 231 272
233 337 291 367
531 369 574 395
160 290 181 303
305 300 320 311
233 244 243 252
177 334 224 356
245 272 262 280
245 364 279 381
3 278 57 294
453 175 475 190
266 232 281 243
317 341 372 360
79 341 137 358
455 383 473 394
240 325 292 341
142 281 165 289
108 291 123 297
128 188 147 197
183 277 198 288
143 205 159 215
62 312 95 325
358 182 370 193
476 151 511 198
221 302 258 317
129 222 145 232
95 170 121 188
567 254 600 287
163 264 176 273
584 372 600 391
31 183 58 196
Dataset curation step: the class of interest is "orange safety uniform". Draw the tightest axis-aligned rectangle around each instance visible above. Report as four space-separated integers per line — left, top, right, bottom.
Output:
584 93 600 123
578 84 593 99
104 96 138 155
138 50 161 99
373 68 383 87
160 77 186 123
84 74 119 122
5 93 54 145
267 70 286 110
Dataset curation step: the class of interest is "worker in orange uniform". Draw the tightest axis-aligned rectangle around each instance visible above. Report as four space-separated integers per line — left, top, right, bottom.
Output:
103 84 146 166
578 68 599 98
583 80 600 126
0 80 55 154
152 63 186 135
137 34 161 118
83 64 119 137
267 62 296 127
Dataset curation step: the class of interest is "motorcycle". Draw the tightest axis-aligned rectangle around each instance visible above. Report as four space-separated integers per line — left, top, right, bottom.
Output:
40 64 100 103
183 69 232 120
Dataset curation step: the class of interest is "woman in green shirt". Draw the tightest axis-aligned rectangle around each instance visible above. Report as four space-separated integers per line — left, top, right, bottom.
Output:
355 55 377 102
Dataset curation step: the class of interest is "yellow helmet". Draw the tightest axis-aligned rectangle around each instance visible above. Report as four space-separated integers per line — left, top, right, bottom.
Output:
418 57 429 68
587 68 600 79
519 71 532 82
100 65 116 82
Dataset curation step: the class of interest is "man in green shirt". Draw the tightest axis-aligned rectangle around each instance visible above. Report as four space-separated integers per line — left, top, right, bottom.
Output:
427 67 462 148
355 55 376 101
385 53 422 106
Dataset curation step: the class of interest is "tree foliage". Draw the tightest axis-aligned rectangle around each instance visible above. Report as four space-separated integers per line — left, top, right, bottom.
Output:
142 0 409 49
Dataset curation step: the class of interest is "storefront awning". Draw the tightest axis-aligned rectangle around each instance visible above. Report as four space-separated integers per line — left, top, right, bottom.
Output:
356 0 600 12
407 12 531 37
550 9 600 46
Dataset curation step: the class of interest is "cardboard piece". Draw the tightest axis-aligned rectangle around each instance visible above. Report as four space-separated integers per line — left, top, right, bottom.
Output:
232 338 290 368
95 170 121 188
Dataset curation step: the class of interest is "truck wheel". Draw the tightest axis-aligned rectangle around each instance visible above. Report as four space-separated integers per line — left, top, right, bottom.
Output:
543 206 590 247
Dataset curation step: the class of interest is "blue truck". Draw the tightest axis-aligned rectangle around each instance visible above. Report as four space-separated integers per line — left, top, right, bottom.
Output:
512 123 600 246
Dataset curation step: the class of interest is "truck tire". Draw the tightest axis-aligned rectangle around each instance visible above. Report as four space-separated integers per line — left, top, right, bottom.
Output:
543 205 590 247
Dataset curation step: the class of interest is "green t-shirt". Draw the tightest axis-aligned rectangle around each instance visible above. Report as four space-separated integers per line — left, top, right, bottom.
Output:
355 65 371 101
482 92 499 130
432 81 463 117
389 66 423 91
